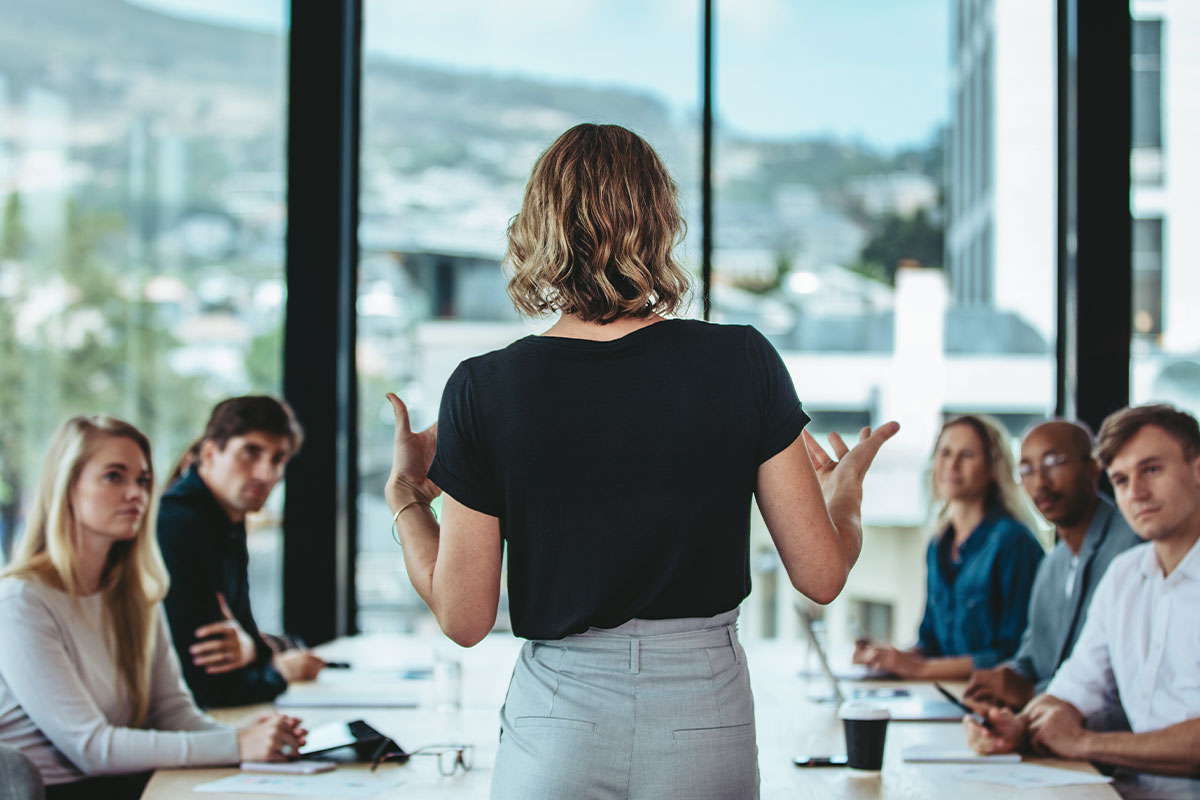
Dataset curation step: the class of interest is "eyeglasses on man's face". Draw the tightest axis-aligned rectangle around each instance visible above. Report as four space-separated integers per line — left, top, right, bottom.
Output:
369 738 474 776
1017 452 1086 483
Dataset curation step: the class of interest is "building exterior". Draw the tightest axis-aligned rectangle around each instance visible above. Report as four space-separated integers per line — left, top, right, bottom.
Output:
948 0 1200 415
1130 1 1200 413
946 0 1056 343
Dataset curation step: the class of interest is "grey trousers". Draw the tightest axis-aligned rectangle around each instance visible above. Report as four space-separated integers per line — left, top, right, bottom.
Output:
0 743 43 800
491 610 759 800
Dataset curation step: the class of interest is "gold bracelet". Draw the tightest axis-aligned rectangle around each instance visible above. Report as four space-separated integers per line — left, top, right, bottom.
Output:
390 499 437 546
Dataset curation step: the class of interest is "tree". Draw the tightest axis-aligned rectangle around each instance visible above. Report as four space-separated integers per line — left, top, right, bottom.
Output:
851 206 944 285
1 193 215 558
0 192 29 558
46 198 210 474
246 323 283 393
1 193 28 260
728 251 795 296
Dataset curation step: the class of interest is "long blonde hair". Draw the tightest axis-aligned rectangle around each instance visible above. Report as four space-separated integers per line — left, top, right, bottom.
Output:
929 414 1038 533
1 415 169 725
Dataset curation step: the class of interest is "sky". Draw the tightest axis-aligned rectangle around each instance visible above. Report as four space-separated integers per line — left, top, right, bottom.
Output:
128 0 948 151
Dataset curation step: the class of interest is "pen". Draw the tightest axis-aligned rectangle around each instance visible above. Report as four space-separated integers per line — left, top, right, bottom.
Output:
933 682 995 731
324 661 351 669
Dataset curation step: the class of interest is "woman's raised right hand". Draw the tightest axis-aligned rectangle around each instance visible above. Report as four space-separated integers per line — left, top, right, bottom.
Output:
237 712 306 762
384 392 441 511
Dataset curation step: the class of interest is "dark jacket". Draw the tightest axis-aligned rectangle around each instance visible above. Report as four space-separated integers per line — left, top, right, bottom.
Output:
158 468 286 707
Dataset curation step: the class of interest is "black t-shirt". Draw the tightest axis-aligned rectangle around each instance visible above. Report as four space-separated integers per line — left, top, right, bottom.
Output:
428 318 809 640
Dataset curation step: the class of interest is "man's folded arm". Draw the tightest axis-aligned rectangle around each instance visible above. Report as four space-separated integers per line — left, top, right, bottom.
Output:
159 511 287 708
1078 718 1200 778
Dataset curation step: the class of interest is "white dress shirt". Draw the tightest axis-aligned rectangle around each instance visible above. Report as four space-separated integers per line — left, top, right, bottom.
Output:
1046 537 1200 733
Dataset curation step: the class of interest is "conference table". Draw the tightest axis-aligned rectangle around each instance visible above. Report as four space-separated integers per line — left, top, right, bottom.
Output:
142 634 1120 799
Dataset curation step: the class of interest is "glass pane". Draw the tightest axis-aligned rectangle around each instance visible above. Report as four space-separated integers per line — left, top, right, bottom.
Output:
357 0 700 632
716 1 1055 648
1131 20 1163 159
1132 10 1200 418
1132 218 1163 338
0 0 288 629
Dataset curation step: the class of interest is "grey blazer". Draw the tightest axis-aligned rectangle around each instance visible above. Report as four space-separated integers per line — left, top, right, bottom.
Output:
1010 494 1141 695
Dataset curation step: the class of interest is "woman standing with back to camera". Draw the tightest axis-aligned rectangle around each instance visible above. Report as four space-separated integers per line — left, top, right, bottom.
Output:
385 123 898 799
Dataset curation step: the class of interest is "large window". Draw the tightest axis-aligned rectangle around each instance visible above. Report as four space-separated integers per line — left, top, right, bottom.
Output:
0 0 288 628
1131 6 1200 421
714 0 1056 651
351 0 1064 642
1 1 1159 647
355 0 700 632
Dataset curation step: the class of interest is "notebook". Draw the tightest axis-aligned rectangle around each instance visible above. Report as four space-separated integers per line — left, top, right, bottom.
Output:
275 687 419 708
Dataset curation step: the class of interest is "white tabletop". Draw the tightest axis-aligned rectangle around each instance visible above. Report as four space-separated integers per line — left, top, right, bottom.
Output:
142 634 1119 799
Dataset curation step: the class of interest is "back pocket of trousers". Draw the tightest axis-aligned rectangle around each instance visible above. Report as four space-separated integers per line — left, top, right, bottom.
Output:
672 722 753 741
514 716 597 733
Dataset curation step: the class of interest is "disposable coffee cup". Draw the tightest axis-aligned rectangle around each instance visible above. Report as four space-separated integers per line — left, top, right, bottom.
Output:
838 704 890 772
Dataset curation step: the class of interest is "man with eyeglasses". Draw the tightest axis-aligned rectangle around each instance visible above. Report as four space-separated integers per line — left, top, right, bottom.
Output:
966 405 1200 796
964 420 1139 714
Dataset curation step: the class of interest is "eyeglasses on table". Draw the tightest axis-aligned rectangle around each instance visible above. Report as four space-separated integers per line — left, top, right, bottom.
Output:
369 738 474 776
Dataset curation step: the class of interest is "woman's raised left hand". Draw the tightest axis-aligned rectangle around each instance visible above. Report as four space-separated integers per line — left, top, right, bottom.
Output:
802 422 900 509
385 393 442 511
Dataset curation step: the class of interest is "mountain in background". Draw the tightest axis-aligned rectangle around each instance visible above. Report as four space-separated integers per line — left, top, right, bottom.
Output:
0 0 943 275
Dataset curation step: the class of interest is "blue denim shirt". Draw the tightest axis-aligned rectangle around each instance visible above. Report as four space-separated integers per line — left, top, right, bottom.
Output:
916 509 1044 668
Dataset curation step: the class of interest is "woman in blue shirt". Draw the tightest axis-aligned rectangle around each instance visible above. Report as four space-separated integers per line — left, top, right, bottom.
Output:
855 414 1044 680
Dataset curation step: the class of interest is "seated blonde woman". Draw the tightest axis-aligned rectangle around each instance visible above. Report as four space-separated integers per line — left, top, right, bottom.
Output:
854 414 1044 680
0 416 304 800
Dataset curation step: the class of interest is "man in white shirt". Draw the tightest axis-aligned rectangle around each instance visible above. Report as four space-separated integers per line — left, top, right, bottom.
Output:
966 404 1200 786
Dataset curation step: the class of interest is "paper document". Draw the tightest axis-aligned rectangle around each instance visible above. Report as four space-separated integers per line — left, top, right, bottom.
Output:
797 664 891 681
923 763 1113 788
193 772 404 797
902 744 1021 763
316 666 432 684
274 688 419 708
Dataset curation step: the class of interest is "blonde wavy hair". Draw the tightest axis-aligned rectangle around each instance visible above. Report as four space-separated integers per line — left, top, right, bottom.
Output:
929 414 1038 533
506 123 691 323
2 415 168 726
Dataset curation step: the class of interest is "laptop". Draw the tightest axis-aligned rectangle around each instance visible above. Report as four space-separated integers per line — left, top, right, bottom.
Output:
798 608 965 723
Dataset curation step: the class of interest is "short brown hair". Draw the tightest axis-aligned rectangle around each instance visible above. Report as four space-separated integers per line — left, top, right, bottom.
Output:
169 396 304 485
505 123 691 323
1095 404 1200 467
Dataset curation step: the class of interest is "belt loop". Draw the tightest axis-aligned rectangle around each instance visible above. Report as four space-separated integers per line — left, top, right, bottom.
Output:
727 626 741 664
630 638 640 674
